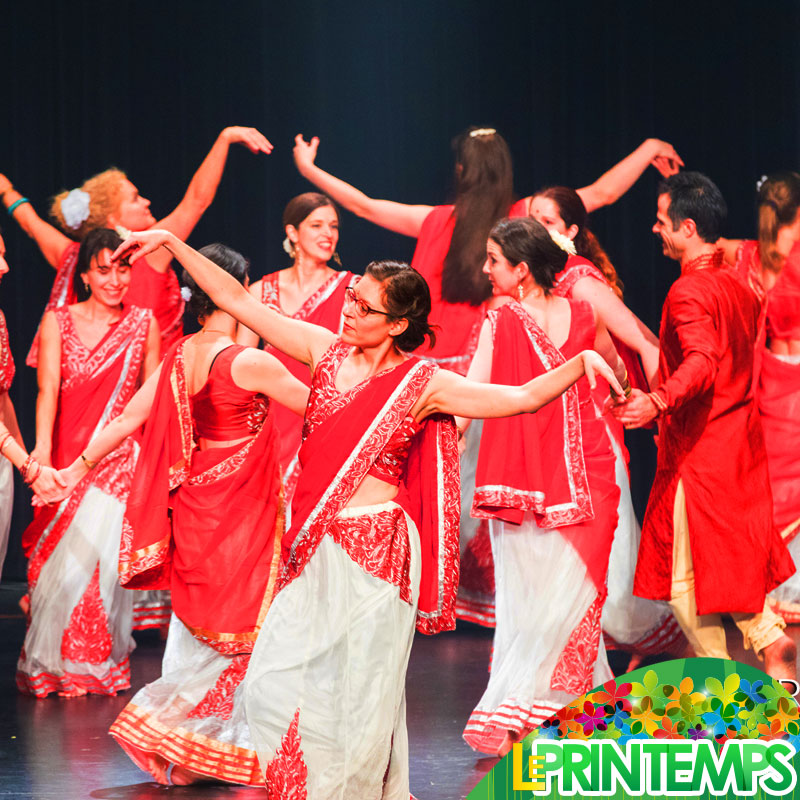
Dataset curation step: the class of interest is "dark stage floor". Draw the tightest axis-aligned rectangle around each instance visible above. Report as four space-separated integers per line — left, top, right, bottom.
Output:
0 581 791 799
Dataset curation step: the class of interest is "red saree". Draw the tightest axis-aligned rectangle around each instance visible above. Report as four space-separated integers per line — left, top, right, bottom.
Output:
0 309 14 391
120 339 284 654
280 341 461 634
27 241 183 366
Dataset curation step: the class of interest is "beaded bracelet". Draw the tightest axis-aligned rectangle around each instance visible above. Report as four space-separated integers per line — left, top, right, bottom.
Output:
7 197 30 216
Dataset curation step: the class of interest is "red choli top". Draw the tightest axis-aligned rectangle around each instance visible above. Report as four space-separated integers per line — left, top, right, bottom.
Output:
191 345 269 441
303 341 422 485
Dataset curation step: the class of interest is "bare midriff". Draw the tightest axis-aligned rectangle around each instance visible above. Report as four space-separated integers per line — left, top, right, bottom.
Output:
345 474 399 508
768 337 800 355
196 434 253 451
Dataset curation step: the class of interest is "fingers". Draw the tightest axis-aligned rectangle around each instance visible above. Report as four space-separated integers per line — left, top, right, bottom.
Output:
238 128 273 154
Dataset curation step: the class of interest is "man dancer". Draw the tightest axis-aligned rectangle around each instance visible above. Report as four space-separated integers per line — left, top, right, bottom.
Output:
614 172 796 678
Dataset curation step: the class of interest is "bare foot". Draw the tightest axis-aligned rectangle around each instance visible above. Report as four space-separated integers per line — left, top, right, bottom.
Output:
170 765 215 785
627 652 645 672
18 594 30 615
146 754 169 785
762 634 797 681
497 729 523 758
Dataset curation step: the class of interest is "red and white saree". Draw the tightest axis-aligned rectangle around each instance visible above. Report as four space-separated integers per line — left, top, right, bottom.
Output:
0 309 15 578
17 304 151 697
244 341 460 800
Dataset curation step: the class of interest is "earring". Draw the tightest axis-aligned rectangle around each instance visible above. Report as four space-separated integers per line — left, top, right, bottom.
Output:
517 281 525 302
333 251 342 267
282 237 297 259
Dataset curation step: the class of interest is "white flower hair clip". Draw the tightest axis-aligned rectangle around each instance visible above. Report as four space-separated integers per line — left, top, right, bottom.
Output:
61 188 91 230
283 237 294 256
548 229 577 256
756 175 769 193
180 286 193 303
469 128 496 138
114 225 132 241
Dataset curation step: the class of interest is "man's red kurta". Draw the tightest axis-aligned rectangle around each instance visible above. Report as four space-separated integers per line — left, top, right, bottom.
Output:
633 253 794 615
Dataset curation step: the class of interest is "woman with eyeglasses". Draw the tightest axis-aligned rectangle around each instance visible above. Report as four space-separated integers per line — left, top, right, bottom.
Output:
105 227 622 798
17 228 160 697
238 193 356 502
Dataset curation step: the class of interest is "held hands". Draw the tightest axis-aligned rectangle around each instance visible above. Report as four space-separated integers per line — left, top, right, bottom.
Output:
581 350 625 395
645 139 684 177
30 465 67 506
293 134 320 174
610 387 659 428
112 229 175 266
221 126 273 155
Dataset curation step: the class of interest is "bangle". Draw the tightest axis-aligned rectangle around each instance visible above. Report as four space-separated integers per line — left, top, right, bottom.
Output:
20 455 40 484
0 432 13 455
610 368 632 400
25 462 42 486
7 197 30 216
81 453 97 470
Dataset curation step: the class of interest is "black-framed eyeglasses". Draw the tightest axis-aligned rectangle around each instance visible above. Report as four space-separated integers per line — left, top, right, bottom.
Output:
344 286 391 318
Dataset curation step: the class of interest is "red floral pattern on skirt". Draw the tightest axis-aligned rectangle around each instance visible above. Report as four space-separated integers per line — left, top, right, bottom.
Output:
266 709 308 800
329 505 412 604
188 654 250 721
60 565 113 665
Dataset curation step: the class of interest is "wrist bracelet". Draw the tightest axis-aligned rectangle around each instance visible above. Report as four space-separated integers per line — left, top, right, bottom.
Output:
0 432 14 454
81 453 97 470
7 197 30 216
25 462 42 486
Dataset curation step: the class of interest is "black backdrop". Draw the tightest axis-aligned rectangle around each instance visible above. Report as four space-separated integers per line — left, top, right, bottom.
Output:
2 1 799 580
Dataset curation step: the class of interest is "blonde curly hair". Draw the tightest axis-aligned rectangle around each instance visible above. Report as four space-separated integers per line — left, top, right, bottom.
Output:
50 168 127 239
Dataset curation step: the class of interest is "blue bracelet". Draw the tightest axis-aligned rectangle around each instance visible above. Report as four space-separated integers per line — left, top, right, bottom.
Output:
7 197 30 215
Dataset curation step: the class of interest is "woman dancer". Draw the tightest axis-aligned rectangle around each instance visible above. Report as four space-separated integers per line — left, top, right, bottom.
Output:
238 192 355 497
0 125 271 361
111 227 622 799
17 228 159 697
44 244 308 785
461 217 625 755
528 186 683 659
718 173 800 621
293 130 682 373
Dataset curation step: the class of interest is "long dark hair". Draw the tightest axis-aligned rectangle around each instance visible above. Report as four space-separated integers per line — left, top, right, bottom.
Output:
73 228 125 301
442 127 514 306
756 172 800 273
533 186 624 298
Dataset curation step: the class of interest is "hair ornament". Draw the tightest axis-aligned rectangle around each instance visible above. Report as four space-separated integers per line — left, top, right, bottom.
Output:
756 175 769 193
469 128 496 138
180 285 193 303
548 228 577 256
282 236 295 257
114 224 131 240
61 189 91 230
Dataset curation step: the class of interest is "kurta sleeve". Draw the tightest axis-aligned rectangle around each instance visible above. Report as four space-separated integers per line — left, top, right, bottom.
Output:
651 285 720 410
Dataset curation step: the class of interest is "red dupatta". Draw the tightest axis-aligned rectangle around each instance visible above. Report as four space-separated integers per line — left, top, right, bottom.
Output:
280 344 461 634
0 310 14 391
473 302 594 528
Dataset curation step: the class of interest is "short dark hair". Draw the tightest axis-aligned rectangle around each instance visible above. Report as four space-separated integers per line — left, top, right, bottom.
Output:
74 228 125 300
182 243 249 319
657 172 727 243
488 216 568 294
364 260 436 352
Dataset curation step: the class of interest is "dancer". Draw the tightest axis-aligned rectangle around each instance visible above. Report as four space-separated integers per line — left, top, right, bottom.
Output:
614 172 796 679
718 173 800 621
293 130 682 373
111 227 622 799
237 192 355 497
0 125 271 360
17 228 159 697
459 217 624 754
528 186 682 660
42 243 308 785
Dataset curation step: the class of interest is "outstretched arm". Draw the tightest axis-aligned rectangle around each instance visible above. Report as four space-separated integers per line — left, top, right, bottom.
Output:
114 231 335 368
575 139 684 213
418 349 622 421
293 135 433 237
0 174 72 268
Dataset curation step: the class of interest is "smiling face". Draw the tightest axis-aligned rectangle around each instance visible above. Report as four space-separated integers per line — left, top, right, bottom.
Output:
0 233 8 286
110 179 156 231
483 237 526 297
83 248 131 307
653 193 689 261
529 196 578 240
286 205 339 264
340 274 405 347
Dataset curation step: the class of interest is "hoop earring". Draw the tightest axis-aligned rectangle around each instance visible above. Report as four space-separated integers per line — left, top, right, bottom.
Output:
333 251 342 267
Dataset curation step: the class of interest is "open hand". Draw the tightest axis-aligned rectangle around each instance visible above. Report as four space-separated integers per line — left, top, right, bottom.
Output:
112 229 174 266
222 126 273 154
293 134 320 173
581 350 624 395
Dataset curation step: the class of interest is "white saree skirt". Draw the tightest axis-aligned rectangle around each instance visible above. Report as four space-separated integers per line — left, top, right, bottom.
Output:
601 433 682 652
17 485 135 697
110 614 262 785
0 457 12 580
245 500 421 800
463 512 613 755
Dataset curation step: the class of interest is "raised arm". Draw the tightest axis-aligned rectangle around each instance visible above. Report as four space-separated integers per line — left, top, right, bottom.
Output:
0 174 72 268
114 231 335 368
293 135 433 238
418 349 622 421
231 349 310 416
574 139 684 213
571 276 660 385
